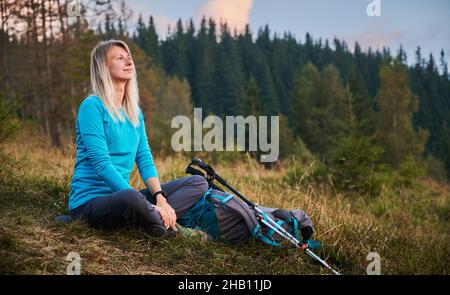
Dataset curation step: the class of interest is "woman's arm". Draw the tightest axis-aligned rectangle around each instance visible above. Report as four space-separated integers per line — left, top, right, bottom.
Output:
136 110 176 228
144 177 165 202
135 109 159 186
78 98 132 191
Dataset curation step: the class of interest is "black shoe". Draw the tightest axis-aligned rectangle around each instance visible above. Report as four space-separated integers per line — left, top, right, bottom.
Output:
144 224 177 238
166 227 177 238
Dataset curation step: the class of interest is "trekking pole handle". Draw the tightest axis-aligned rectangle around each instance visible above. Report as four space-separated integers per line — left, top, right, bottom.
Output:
191 158 215 176
189 159 257 209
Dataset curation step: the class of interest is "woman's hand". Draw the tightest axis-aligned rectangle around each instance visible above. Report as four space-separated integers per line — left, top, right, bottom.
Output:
155 196 177 229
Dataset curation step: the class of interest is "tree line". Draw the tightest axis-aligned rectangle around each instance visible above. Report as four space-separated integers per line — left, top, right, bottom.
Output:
1 1 449 187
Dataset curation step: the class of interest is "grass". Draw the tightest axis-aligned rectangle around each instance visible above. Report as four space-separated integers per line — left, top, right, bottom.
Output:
0 126 449 274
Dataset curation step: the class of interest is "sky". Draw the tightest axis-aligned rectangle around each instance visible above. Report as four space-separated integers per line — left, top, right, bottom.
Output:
124 0 450 67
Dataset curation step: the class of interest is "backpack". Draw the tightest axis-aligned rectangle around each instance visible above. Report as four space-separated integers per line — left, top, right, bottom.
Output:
177 187 314 246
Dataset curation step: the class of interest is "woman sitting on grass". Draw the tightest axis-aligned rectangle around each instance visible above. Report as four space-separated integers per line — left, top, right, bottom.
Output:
68 39 209 237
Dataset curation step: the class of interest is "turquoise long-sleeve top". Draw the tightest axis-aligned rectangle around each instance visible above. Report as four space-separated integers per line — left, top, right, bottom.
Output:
68 95 159 210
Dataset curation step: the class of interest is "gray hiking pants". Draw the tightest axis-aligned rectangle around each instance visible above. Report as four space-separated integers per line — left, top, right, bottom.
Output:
69 175 209 230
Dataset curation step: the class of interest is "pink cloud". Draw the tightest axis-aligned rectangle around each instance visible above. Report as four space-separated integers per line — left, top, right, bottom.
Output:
194 0 253 34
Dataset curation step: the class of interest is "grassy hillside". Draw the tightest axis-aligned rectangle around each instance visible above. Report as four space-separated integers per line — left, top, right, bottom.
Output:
0 126 449 274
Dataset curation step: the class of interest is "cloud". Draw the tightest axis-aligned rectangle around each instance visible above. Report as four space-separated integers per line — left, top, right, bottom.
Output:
353 30 407 50
194 0 253 34
151 13 179 38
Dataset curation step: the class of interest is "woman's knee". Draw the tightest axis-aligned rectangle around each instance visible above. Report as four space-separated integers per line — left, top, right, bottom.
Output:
110 189 162 227
114 189 148 211
187 175 209 192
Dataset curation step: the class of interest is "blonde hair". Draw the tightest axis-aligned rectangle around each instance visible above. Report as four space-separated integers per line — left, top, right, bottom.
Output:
90 39 140 127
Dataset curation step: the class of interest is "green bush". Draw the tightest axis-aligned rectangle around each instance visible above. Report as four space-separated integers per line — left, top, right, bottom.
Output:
327 133 385 197
393 155 426 189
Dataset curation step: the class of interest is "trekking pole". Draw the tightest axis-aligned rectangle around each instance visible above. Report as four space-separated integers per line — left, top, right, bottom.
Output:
187 158 341 275
304 248 341 275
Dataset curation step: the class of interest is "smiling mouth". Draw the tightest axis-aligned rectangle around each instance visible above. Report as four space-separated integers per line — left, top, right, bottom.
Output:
124 69 133 72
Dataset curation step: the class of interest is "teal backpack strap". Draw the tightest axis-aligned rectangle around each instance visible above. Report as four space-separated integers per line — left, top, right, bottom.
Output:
204 187 214 196
252 224 280 247
251 211 283 247
221 194 234 204
194 187 214 224
178 187 213 227
265 219 285 238
207 192 234 206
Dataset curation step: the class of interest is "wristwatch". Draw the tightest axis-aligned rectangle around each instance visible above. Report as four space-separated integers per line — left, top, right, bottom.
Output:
153 190 168 200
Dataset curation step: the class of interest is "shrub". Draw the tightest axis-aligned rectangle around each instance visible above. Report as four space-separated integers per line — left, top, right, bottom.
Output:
393 155 426 189
327 133 385 197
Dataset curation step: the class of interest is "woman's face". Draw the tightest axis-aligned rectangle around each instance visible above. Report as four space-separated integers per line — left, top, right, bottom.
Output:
107 45 134 81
